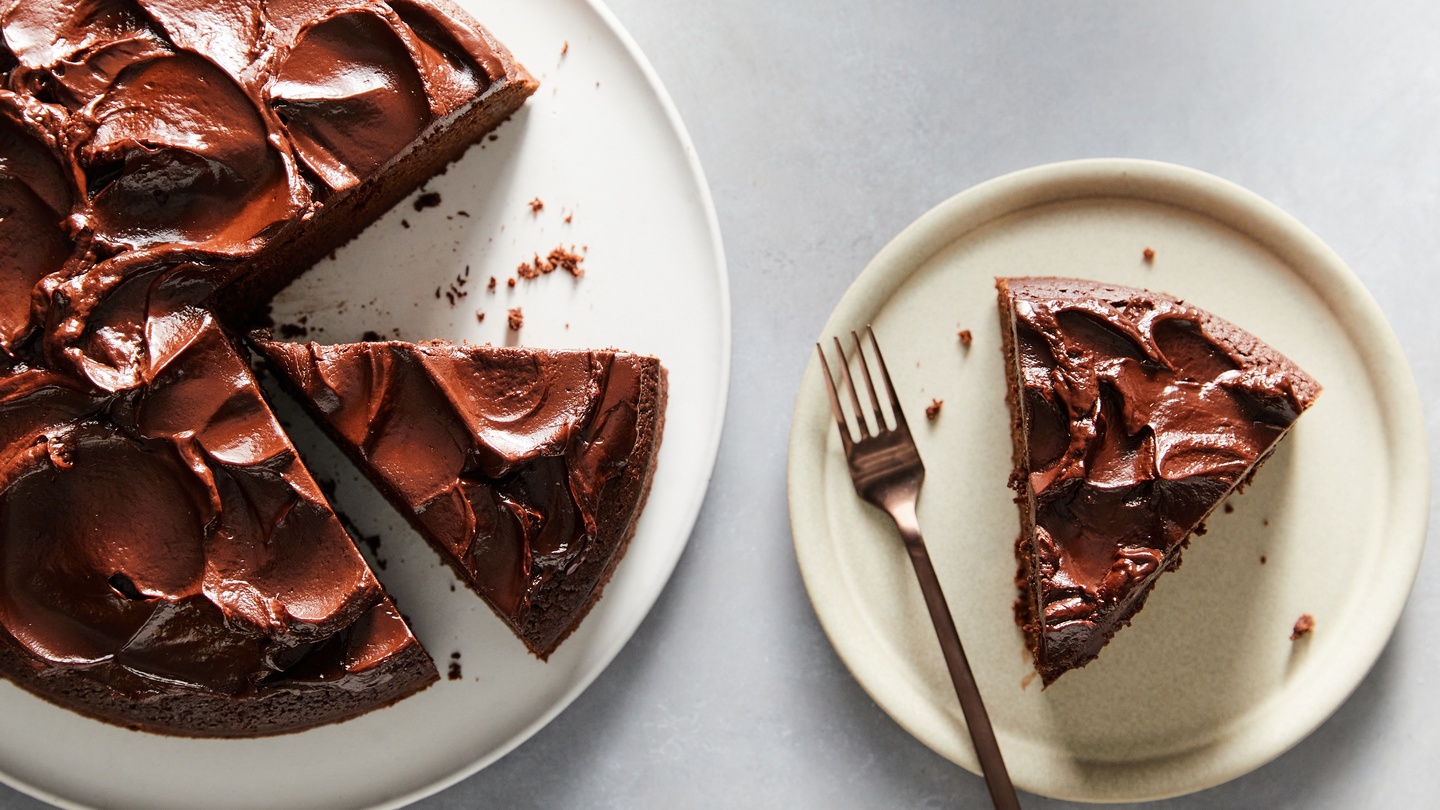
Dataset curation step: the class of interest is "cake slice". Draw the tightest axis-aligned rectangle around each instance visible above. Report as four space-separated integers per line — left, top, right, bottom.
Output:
254 338 667 658
995 277 1320 685
0 284 438 736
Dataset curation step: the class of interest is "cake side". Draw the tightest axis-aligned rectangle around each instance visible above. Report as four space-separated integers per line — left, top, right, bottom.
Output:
520 360 667 657
996 276 1321 685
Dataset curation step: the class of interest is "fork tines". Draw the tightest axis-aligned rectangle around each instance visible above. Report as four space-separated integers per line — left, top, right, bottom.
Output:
816 326 909 445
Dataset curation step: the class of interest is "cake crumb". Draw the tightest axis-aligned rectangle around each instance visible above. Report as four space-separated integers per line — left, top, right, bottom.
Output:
457 210 470 218
561 40 569 56
507 307 524 331
507 277 516 288
1143 247 1155 263
278 322 307 339
413 192 442 211
361 330 382 342
528 197 544 215
476 311 485 323
925 399 943 420
1223 503 1234 514
1262 518 1270 526
563 211 573 224
487 276 497 291
1260 555 1268 565
957 328 973 347
447 660 463 681
1290 613 1315 641
400 219 410 229
514 246 587 280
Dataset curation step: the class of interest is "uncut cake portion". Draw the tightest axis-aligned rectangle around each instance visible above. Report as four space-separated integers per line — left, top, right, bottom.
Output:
996 277 1320 685
254 338 667 658
0 271 438 736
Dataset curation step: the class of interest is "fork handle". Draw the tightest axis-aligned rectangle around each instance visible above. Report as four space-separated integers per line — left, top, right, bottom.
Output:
891 503 1022 810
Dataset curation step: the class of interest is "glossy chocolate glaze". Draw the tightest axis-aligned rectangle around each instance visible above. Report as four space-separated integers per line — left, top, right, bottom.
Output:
998 277 1320 683
0 290 422 701
256 339 662 655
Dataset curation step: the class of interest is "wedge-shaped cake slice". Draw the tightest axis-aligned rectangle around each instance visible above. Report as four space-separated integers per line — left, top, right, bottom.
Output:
996 277 1320 685
255 338 666 658
0 297 437 737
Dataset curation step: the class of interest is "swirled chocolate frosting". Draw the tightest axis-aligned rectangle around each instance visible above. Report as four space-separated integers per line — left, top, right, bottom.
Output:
0 0 537 734
255 339 667 658
0 283 432 727
996 277 1320 685
0 0 535 372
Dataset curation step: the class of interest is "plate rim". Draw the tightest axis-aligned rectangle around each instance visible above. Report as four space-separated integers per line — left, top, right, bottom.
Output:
786 157 1429 802
0 0 731 808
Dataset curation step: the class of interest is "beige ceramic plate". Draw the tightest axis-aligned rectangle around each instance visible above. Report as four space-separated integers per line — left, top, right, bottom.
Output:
787 159 1428 802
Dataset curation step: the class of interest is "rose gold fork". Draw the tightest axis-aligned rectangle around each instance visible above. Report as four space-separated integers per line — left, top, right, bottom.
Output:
817 327 1020 810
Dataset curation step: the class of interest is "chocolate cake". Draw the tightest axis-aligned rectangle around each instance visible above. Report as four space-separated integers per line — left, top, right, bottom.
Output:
996 277 1320 685
0 282 437 736
0 0 539 735
254 338 667 658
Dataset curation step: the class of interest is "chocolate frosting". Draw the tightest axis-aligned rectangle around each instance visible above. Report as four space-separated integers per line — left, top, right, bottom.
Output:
0 0 519 367
255 340 646 627
0 300 416 697
1001 278 1320 673
0 0 533 723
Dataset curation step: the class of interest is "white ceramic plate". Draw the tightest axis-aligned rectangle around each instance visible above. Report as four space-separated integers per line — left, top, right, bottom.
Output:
787 159 1428 802
0 2 729 809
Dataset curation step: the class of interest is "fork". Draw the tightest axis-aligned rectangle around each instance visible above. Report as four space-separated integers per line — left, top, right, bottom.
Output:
817 327 1021 810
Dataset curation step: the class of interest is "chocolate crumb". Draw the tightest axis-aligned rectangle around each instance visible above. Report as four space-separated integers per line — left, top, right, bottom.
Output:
925 399 943 420
1143 247 1156 263
1262 518 1270 526
449 582 456 592
1223 502 1234 514
278 322 307 339
528 197 544 215
507 278 516 288
507 307 523 331
1290 613 1315 641
361 330 382 342
1260 555 1268 565
457 210 470 218
487 276 497 291
413 192 442 211
434 287 441 299
450 651 461 660
476 311 485 323
957 328 973 347
400 219 410 229
447 661 463 680
488 133 498 142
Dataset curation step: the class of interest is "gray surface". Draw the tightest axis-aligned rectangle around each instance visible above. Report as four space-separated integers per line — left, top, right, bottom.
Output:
5 1 1439 808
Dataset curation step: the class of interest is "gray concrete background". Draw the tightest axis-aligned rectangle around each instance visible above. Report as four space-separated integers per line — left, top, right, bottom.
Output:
5 1 1438 807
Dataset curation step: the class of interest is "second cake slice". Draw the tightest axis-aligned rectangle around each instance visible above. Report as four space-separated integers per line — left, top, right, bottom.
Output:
255 337 667 658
